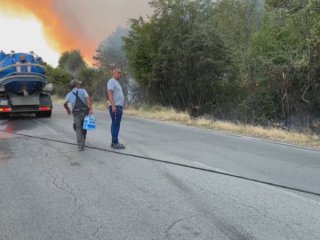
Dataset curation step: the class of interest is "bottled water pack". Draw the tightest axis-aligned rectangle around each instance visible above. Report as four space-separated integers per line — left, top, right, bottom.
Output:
83 115 96 130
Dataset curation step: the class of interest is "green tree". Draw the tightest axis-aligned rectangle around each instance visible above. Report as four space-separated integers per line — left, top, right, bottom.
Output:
124 0 234 113
58 50 86 77
122 0 320 129
78 67 108 101
250 0 320 128
214 0 262 84
45 63 73 96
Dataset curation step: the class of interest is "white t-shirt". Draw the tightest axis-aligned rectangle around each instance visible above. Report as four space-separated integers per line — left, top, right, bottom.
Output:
107 78 124 106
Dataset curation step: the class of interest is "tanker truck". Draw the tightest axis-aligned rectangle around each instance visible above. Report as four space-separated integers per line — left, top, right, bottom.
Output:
0 51 53 119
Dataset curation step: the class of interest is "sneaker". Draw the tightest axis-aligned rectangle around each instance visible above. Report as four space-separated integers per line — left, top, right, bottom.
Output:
78 146 84 151
111 143 125 149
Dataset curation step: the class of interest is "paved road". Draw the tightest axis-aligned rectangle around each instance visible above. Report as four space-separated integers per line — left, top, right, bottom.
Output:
0 104 319 240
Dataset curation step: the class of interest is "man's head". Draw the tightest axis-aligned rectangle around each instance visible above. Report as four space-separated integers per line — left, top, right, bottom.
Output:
70 79 82 88
112 68 122 80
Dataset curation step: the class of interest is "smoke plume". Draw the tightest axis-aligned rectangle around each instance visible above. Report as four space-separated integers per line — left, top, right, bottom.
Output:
0 0 150 64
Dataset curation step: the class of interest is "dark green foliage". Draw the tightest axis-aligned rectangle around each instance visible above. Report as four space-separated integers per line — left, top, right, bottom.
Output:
124 0 234 113
78 67 108 102
44 63 73 96
249 0 320 128
123 0 320 129
58 50 86 77
46 51 109 101
46 0 320 130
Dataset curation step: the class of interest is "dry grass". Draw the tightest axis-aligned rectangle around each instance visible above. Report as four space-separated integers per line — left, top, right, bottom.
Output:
125 105 320 149
93 102 107 111
52 95 65 104
53 95 320 148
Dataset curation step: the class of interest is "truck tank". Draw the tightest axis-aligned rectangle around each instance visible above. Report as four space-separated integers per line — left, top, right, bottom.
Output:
0 51 53 119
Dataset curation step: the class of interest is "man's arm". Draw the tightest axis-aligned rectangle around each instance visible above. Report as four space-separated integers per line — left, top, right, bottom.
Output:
85 96 94 115
107 90 116 113
63 101 71 115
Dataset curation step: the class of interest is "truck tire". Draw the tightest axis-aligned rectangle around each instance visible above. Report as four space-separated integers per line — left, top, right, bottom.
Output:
0 113 10 120
36 111 52 118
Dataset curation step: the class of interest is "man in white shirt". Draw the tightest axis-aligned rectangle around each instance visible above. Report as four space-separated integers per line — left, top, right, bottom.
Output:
107 69 125 149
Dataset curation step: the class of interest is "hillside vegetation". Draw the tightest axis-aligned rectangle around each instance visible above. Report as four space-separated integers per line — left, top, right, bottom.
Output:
48 0 320 133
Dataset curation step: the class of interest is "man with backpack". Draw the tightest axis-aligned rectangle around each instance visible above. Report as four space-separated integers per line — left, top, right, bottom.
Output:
64 79 93 151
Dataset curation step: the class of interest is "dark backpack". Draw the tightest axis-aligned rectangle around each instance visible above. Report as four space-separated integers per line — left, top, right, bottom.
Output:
72 90 89 114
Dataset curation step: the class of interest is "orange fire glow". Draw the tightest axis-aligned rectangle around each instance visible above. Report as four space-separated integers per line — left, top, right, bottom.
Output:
0 0 96 64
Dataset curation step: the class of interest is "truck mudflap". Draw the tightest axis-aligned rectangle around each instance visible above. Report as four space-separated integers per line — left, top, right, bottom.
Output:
36 94 53 118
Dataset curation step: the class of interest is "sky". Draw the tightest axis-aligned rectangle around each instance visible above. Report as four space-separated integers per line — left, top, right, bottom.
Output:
0 0 150 67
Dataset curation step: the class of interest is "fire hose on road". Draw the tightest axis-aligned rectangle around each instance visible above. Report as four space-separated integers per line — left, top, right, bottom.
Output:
1 129 319 197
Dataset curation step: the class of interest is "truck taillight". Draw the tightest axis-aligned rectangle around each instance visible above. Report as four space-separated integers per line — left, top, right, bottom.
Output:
39 106 51 111
0 107 12 112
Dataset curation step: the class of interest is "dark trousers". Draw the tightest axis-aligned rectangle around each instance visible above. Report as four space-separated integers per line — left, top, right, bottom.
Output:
109 106 123 144
73 111 87 148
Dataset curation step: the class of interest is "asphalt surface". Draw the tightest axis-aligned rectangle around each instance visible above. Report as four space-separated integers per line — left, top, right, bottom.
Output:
0 104 319 240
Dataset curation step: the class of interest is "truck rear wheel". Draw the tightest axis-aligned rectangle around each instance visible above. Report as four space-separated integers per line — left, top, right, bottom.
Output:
0 113 10 120
36 111 52 118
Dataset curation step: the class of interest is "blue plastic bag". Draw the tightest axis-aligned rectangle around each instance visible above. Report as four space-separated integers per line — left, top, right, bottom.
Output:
83 115 96 131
